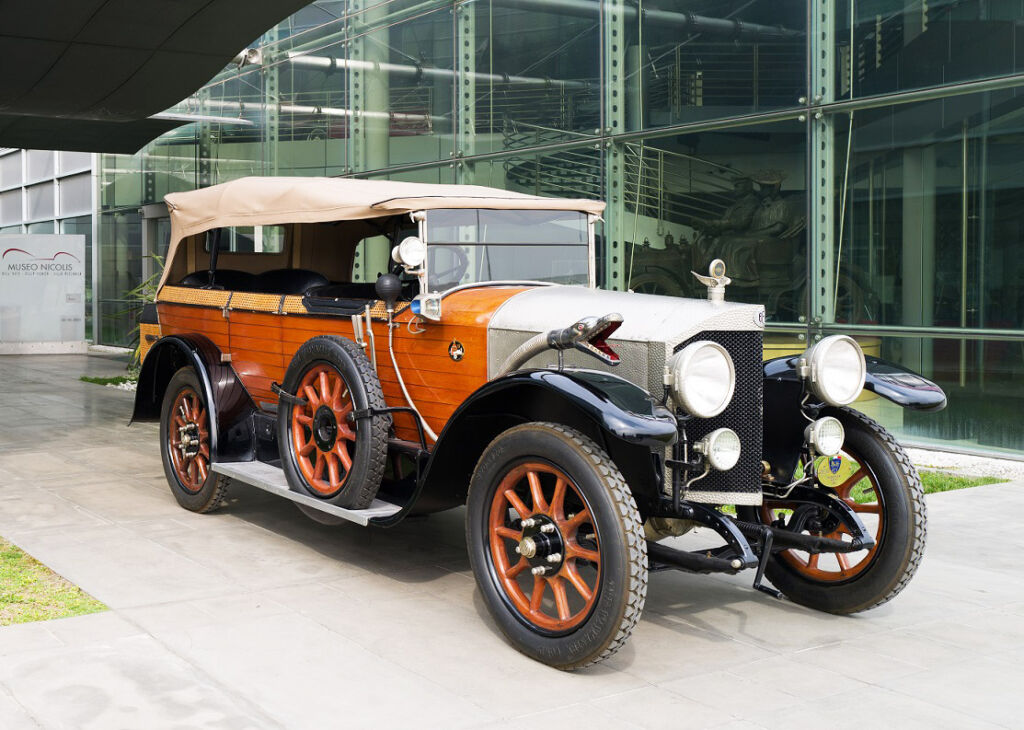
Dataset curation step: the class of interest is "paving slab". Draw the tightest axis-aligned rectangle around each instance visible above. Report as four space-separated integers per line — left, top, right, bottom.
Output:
0 354 1021 729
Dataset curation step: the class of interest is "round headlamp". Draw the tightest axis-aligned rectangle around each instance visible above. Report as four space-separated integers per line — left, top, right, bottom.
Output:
804 416 845 457
801 335 866 407
695 428 741 471
667 341 735 418
392 236 426 268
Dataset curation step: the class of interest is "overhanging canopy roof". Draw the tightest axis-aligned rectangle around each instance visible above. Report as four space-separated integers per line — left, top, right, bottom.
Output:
0 0 311 152
159 176 606 289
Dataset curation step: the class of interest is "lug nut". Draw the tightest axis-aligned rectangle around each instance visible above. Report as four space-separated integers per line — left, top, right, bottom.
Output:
522 518 537 528
546 553 562 563
540 524 555 534
531 566 548 576
514 546 521 554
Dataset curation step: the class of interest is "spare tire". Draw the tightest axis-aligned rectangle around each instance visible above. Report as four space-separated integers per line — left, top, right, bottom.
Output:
278 336 390 509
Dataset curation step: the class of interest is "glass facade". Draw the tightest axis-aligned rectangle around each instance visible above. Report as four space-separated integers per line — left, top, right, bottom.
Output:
92 0 1024 456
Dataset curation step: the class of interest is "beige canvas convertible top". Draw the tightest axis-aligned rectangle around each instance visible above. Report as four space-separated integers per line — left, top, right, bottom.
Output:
160 176 605 290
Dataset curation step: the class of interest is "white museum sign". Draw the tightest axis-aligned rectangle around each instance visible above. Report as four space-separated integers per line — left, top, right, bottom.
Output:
0 234 87 354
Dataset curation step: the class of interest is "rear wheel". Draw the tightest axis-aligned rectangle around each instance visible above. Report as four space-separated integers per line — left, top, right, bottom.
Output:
743 408 926 613
159 367 228 513
466 422 647 669
278 336 389 510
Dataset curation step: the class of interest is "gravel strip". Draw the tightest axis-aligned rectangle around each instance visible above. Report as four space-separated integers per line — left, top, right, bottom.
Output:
906 447 1024 481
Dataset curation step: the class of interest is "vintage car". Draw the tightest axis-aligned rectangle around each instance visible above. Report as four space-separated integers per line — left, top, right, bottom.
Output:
132 177 946 670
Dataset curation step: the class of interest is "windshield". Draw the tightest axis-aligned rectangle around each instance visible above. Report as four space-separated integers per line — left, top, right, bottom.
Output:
424 209 590 290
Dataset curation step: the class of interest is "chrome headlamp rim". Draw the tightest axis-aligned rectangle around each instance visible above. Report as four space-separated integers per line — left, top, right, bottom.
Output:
801 334 866 407
667 340 736 418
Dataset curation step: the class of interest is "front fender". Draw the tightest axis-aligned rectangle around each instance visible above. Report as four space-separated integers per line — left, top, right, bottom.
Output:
764 354 947 412
762 353 946 483
383 369 677 525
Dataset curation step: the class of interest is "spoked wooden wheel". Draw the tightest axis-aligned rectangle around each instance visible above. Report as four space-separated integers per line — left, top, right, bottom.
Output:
741 407 926 614
290 363 357 498
159 367 228 513
488 462 600 634
467 422 647 670
167 386 211 493
278 336 388 510
761 450 883 582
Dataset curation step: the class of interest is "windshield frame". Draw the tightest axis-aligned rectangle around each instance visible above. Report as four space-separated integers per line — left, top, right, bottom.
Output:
416 208 596 293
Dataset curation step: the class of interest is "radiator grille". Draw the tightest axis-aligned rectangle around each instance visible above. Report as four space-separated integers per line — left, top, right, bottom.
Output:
675 330 763 504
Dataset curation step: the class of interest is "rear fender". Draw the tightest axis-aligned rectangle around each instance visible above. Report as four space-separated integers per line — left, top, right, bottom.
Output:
131 335 257 461
762 354 946 483
386 369 678 524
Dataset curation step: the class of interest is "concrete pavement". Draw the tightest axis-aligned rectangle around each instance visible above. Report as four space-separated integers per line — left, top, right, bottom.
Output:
0 354 1020 729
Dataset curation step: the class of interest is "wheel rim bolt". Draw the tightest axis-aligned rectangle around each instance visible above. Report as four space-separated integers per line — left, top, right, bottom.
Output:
531 566 548 576
522 518 538 528
540 524 555 534
546 553 562 563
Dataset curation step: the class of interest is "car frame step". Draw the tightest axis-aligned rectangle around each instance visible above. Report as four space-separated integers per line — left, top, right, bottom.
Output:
211 461 402 526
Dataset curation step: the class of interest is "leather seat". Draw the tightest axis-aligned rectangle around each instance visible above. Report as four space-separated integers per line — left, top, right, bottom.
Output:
179 269 257 291
253 268 330 295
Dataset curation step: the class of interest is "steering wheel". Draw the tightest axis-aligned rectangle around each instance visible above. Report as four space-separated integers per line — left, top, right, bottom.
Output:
427 245 470 289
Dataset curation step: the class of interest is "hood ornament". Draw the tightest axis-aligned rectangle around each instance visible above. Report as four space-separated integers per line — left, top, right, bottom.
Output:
691 259 731 303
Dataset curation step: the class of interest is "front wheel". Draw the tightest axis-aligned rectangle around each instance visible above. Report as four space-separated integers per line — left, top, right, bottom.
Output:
466 422 648 670
742 407 927 613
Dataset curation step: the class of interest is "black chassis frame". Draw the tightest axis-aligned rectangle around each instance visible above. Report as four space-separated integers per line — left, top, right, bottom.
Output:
133 335 944 591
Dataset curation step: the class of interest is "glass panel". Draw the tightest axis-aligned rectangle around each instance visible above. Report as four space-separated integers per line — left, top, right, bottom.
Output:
826 333 1024 455
0 225 23 234
99 154 143 210
0 151 22 189
26 221 54 234
204 226 286 254
425 209 589 287
0 189 21 225
58 173 92 217
25 150 55 184
831 89 1024 331
466 0 601 155
61 215 94 341
58 151 92 176
624 0 806 132
621 121 807 323
97 210 142 347
25 183 55 221
836 0 1024 100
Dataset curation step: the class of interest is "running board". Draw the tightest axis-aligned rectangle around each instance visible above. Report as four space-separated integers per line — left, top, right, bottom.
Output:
211 461 402 526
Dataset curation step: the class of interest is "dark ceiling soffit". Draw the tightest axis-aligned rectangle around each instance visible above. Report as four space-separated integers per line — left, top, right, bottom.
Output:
0 115 187 154
0 0 311 151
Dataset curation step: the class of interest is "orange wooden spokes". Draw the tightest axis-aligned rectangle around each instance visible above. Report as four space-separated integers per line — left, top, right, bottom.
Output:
487 462 601 633
167 387 210 494
762 455 882 582
290 364 356 497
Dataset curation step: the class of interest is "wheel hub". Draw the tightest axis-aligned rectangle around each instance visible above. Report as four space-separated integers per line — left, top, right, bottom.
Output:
312 405 338 451
519 514 565 574
177 422 200 458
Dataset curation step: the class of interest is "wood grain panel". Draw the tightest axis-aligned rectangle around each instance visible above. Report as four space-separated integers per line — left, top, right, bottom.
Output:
161 287 529 446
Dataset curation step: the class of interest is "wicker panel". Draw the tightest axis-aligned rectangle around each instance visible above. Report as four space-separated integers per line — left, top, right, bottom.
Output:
229 292 283 313
138 324 161 363
281 296 306 314
158 286 230 308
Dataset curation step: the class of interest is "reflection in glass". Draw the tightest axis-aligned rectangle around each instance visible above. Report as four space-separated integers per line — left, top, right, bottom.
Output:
834 90 1024 331
626 0 806 131
623 122 806 322
836 0 1024 99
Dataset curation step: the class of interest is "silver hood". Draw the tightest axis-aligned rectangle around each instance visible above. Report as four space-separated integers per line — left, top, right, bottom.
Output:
487 286 765 396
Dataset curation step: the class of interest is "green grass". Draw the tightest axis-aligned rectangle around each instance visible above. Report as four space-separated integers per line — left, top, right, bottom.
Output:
79 374 136 386
919 469 1008 495
0 538 106 626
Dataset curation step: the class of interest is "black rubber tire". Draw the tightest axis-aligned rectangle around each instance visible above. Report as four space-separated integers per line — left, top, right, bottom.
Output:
278 335 389 510
159 367 229 513
744 407 927 614
466 422 648 670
